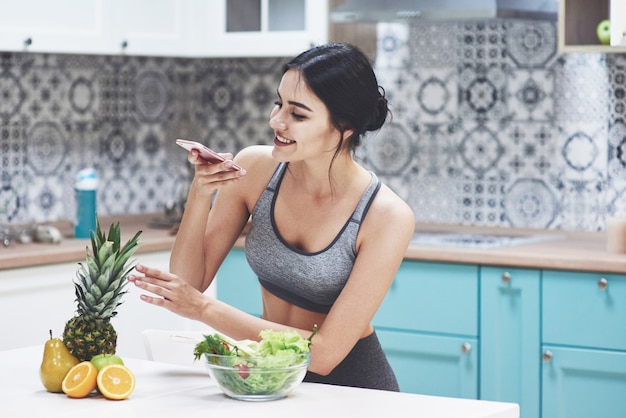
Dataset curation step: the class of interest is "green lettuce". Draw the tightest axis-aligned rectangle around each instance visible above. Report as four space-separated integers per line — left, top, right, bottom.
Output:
194 327 317 396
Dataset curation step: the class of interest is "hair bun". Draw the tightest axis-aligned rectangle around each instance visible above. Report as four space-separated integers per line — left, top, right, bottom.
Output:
366 90 389 132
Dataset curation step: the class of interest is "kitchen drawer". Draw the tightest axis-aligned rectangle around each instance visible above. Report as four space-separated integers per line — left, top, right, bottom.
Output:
543 270 626 350
374 261 478 336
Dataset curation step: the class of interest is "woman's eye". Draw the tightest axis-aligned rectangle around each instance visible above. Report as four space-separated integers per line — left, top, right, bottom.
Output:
273 100 305 120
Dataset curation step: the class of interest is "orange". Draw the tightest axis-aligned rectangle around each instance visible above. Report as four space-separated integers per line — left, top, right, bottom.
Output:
61 361 98 398
96 364 136 400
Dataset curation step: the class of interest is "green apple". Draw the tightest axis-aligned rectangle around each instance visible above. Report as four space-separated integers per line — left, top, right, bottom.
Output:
90 353 124 371
597 19 611 45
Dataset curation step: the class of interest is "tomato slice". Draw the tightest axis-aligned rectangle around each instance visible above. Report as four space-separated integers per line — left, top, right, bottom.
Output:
235 364 249 379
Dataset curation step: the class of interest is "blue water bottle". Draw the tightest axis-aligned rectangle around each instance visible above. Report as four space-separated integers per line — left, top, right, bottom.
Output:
74 168 98 239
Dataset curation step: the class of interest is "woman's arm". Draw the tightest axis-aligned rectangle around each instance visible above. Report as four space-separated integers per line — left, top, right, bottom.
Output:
306 185 415 375
170 146 275 292
169 150 247 291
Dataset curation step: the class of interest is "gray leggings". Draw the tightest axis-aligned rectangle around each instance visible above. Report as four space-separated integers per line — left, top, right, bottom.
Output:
304 331 399 391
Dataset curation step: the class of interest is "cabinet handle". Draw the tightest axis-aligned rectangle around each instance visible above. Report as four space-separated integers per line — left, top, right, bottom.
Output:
24 37 32 47
598 277 608 290
501 272 511 284
461 342 472 354
542 350 553 362
121 40 128 49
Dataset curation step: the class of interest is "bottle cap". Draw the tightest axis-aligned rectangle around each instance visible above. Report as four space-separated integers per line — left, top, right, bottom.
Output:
75 168 98 190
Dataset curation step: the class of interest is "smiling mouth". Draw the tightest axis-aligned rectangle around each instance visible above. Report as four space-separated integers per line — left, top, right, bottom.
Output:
275 134 295 145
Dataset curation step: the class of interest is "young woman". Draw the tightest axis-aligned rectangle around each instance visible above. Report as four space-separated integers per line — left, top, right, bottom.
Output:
129 43 415 391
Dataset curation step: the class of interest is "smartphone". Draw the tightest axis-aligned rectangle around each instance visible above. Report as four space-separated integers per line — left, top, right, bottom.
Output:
175 139 242 171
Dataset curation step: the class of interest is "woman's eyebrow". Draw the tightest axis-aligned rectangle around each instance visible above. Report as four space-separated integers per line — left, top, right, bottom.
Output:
288 100 313 112
276 90 313 112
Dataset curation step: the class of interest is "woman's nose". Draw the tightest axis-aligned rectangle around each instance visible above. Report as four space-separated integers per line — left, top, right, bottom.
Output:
269 112 286 130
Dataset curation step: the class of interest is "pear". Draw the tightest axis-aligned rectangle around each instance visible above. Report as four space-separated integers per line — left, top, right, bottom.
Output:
39 330 79 393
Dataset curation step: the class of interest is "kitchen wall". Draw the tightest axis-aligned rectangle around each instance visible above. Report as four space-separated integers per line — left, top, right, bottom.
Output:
0 53 281 224
0 19 624 231
361 20 626 231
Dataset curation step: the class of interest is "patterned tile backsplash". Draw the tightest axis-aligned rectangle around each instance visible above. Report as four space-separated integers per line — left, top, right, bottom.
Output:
360 21 626 231
1 19 625 232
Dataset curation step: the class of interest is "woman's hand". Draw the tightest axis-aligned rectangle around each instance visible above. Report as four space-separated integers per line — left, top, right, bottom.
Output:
128 264 210 322
188 149 247 199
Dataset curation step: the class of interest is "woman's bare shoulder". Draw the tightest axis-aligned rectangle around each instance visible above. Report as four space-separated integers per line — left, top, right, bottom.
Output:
233 145 277 178
230 145 278 205
368 183 415 236
235 145 274 165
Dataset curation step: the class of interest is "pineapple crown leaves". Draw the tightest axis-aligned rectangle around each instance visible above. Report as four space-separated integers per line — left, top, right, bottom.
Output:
72 219 142 320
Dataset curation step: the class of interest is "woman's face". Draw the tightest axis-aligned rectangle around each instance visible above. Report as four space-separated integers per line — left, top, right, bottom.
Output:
269 69 344 163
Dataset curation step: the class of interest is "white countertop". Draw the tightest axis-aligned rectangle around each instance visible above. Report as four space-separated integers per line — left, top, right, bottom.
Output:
3 346 519 418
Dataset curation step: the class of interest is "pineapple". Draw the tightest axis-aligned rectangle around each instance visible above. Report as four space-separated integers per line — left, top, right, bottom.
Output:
63 220 142 361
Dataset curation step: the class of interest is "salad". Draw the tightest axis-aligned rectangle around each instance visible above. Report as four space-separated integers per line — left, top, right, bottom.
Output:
194 327 317 397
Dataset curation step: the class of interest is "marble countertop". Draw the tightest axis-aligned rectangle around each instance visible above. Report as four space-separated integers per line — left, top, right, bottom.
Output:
1 214 624 274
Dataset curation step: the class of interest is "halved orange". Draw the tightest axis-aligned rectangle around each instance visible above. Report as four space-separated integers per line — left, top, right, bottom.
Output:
96 364 136 400
62 361 98 398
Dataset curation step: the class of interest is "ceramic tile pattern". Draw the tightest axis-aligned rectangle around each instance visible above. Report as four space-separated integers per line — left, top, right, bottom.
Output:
357 21 625 231
0 19 624 231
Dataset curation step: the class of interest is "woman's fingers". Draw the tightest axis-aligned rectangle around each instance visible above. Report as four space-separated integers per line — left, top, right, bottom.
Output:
188 150 244 174
129 265 175 298
128 264 205 320
134 263 169 280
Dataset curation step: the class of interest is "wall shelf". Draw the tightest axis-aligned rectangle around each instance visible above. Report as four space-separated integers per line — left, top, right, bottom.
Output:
558 0 626 53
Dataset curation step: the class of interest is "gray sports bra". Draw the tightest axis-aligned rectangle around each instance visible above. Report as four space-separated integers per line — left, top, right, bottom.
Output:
245 162 381 314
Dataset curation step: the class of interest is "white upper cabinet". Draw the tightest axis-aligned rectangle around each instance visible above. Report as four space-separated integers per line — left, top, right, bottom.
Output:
0 0 116 54
0 0 328 57
610 0 626 47
110 0 202 56
197 0 328 57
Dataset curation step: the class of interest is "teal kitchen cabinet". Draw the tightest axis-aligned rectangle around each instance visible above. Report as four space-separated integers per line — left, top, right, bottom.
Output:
373 261 479 398
541 346 626 418
542 270 626 418
377 330 478 398
216 248 263 317
216 248 626 417
480 267 541 418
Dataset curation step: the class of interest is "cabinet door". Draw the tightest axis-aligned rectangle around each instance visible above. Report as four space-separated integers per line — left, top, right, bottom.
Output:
543 270 626 351
480 267 540 418
0 0 116 54
374 261 478 336
199 0 328 57
216 248 262 317
0 263 77 351
377 329 478 398
610 0 626 46
110 0 202 56
542 345 626 418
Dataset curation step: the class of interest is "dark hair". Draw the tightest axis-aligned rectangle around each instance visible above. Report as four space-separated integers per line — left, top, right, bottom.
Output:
282 43 389 154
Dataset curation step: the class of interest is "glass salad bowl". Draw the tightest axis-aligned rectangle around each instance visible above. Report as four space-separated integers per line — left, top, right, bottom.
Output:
203 352 310 401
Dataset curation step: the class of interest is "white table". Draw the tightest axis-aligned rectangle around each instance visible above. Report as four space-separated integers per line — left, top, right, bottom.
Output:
2 346 519 418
